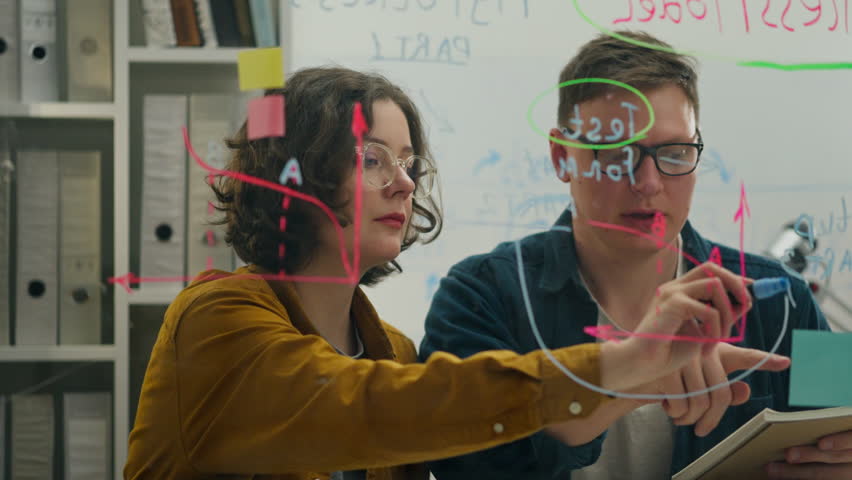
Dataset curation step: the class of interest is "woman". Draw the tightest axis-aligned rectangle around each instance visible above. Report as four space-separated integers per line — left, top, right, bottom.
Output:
124 67 744 480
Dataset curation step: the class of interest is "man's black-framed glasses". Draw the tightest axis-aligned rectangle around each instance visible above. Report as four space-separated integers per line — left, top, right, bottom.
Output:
560 127 704 176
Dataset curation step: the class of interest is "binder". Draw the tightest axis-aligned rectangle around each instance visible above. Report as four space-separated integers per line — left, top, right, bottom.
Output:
1 396 6 480
195 0 218 47
63 393 111 480
0 0 19 102
250 0 279 47
59 152 101 345
140 95 187 291
20 0 59 102
208 0 241 47
141 0 176 47
0 130 12 346
170 0 202 47
188 94 235 279
233 0 256 46
66 0 112 101
15 150 59 345
11 394 54 480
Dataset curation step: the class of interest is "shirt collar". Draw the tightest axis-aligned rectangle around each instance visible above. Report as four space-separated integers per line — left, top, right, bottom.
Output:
247 265 397 361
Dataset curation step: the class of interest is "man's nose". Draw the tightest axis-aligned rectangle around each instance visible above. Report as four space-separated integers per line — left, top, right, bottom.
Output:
631 153 664 197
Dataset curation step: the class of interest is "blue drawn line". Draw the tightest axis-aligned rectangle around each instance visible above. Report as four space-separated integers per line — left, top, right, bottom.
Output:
696 184 852 194
516 224 791 400
699 149 733 184
418 89 455 133
511 194 573 218
473 150 501 174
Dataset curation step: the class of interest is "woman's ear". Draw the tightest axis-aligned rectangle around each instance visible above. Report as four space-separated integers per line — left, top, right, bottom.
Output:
549 128 571 183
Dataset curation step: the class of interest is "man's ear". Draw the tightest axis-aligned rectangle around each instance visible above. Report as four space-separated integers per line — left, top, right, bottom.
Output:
549 128 571 183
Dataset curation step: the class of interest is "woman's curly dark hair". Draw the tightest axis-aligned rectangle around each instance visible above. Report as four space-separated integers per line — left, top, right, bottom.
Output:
211 66 443 286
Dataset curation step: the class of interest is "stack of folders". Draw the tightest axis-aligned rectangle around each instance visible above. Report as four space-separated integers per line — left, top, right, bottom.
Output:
4 393 112 480
0 0 113 103
139 94 240 294
13 150 102 346
142 0 280 48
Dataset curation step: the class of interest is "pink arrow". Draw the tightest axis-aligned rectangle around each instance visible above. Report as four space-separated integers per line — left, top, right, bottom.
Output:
732 181 751 337
107 272 140 293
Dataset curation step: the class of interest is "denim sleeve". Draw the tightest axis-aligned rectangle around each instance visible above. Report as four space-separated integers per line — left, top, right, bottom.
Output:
419 259 604 480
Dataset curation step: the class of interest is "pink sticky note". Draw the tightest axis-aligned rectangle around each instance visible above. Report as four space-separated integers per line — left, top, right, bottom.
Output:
247 94 285 140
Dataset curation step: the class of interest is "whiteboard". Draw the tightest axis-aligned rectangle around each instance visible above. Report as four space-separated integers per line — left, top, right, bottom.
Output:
287 0 852 342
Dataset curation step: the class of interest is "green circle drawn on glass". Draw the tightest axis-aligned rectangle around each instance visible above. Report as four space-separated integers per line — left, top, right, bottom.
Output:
571 0 852 71
527 77 655 150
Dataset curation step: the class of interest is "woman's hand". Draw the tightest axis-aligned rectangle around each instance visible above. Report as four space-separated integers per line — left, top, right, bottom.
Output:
600 262 777 393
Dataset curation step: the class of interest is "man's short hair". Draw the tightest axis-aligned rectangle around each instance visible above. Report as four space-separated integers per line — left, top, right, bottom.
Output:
558 31 700 127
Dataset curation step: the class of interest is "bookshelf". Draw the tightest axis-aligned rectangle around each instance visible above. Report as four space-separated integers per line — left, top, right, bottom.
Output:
1 1 285 478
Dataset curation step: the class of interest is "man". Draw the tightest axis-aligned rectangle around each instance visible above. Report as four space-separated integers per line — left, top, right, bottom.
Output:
420 31 851 479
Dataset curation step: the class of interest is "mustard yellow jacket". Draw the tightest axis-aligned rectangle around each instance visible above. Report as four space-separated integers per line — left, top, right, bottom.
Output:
124 266 608 480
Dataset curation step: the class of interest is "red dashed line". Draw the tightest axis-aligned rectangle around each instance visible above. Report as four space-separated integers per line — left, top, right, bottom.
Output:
205 172 216 271
279 194 291 277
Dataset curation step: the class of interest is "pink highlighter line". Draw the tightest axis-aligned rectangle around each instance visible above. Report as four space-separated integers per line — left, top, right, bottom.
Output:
181 126 361 284
583 218 747 344
108 271 361 293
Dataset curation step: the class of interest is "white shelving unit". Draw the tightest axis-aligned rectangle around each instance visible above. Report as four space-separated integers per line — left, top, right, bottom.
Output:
2 2 286 478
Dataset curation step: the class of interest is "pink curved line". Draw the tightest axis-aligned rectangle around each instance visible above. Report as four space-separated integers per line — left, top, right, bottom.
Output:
583 325 740 344
181 127 361 284
583 219 747 343
109 271 361 289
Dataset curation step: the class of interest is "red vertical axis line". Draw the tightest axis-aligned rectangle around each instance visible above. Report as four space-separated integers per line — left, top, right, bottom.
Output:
279 194 291 278
733 181 751 339
350 102 368 284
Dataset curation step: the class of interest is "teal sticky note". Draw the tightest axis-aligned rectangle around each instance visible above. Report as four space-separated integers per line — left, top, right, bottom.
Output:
790 329 852 407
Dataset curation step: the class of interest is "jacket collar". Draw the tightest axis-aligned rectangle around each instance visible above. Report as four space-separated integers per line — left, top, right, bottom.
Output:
538 209 712 293
245 265 397 361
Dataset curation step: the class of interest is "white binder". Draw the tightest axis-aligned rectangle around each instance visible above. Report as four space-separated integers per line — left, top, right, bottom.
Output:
59 152 101 345
63 393 111 480
11 394 54 480
140 0 176 47
0 132 12 345
15 150 59 345
196 0 219 47
1 395 6 480
20 0 59 102
140 95 187 291
0 0 19 102
188 94 235 279
66 0 112 101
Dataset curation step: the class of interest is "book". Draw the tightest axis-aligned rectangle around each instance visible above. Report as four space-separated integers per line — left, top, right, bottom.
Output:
233 0 256 47
674 406 852 480
207 0 241 47
170 0 202 47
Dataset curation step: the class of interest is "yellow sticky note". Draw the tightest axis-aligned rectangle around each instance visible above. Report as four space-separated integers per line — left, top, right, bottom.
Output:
238 47 285 91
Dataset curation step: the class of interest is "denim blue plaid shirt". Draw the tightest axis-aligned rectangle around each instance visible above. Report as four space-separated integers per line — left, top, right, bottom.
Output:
419 209 829 479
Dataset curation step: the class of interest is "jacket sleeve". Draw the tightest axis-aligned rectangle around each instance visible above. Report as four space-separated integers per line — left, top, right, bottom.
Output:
170 285 609 475
419 259 606 480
